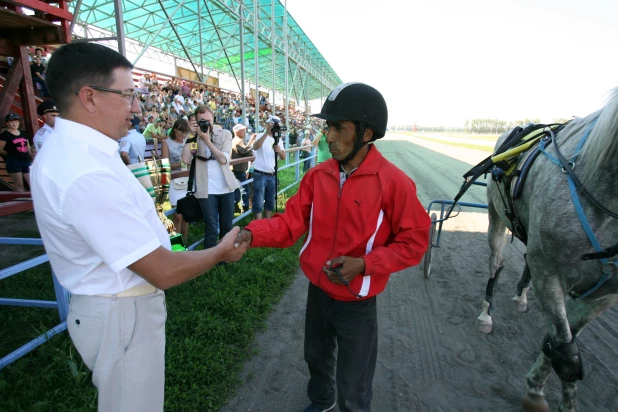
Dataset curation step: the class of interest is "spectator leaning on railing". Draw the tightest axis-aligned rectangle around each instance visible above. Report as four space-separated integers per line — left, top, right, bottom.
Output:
231 123 255 214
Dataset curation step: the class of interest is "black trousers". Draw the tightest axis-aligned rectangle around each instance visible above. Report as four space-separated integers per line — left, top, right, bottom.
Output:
304 282 378 412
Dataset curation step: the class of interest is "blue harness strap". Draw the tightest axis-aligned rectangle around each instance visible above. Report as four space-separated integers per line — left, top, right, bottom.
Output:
566 178 616 299
540 117 615 299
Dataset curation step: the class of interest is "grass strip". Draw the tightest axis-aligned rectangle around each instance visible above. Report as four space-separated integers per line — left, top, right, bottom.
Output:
0 164 306 411
400 133 494 152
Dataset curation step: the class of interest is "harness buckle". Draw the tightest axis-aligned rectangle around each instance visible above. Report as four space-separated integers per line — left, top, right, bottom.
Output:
561 161 575 174
602 261 616 275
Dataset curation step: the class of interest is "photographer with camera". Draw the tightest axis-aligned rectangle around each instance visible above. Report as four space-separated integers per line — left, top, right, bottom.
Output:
251 116 286 220
182 105 239 249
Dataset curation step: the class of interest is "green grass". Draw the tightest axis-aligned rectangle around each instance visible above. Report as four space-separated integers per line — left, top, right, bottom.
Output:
400 132 494 152
0 164 306 411
433 133 500 141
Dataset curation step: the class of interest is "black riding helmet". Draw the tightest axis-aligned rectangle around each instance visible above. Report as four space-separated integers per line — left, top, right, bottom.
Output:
312 82 388 165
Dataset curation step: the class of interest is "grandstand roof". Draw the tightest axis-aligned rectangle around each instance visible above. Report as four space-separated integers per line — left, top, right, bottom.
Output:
71 0 342 101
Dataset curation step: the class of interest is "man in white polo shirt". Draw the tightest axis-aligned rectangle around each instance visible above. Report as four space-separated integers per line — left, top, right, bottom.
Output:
31 42 248 412
251 116 285 220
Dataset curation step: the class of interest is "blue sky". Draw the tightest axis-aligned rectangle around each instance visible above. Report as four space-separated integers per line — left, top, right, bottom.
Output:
288 0 618 127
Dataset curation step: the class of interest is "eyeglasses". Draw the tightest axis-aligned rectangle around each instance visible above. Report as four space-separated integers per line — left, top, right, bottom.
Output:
75 86 139 104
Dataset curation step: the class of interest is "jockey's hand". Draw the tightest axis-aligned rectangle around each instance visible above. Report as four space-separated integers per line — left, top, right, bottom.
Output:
323 256 365 285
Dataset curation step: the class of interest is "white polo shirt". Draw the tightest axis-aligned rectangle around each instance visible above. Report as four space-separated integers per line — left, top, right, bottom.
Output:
30 118 171 295
252 133 284 173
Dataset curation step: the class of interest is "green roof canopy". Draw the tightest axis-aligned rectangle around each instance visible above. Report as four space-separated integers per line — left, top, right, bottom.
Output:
71 0 342 102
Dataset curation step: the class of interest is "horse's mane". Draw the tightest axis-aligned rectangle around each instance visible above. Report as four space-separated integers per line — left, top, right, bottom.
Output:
559 86 618 185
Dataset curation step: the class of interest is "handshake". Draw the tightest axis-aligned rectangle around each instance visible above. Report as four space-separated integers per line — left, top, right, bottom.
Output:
216 227 253 263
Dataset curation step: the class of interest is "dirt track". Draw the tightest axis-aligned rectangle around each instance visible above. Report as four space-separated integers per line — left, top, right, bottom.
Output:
222 134 618 412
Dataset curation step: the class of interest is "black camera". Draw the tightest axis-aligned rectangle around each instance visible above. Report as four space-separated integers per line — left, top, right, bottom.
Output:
270 118 287 144
198 119 211 133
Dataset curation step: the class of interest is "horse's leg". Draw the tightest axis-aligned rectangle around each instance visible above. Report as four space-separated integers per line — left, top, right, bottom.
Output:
522 268 573 412
554 295 618 412
512 255 532 312
477 199 508 334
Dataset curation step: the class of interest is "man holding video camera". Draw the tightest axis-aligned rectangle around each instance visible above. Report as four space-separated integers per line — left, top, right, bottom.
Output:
250 115 286 220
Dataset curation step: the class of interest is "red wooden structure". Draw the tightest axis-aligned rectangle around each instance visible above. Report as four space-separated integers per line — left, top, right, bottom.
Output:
0 0 72 195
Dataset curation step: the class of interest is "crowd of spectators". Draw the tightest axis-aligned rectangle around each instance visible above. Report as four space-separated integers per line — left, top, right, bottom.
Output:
130 71 325 148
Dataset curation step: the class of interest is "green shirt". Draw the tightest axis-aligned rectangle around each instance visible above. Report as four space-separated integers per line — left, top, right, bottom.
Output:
317 134 330 163
143 123 161 139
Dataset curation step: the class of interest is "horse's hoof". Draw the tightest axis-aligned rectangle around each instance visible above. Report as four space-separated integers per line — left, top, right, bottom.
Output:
476 320 493 334
515 302 528 313
522 393 549 412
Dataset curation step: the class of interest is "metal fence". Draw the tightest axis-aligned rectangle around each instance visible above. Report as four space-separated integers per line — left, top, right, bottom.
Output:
0 146 315 370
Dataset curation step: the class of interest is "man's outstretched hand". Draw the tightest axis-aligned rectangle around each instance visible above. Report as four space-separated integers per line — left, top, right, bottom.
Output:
233 229 253 249
218 227 248 262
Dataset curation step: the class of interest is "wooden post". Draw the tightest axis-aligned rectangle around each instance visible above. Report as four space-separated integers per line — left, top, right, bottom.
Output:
18 46 39 138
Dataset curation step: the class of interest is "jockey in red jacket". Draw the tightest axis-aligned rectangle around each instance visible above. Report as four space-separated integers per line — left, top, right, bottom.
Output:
234 82 430 412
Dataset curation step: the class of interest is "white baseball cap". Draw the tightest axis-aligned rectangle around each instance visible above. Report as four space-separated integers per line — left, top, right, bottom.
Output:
233 123 247 132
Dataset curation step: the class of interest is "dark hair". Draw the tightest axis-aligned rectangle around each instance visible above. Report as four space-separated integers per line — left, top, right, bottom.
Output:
171 118 190 139
46 43 133 113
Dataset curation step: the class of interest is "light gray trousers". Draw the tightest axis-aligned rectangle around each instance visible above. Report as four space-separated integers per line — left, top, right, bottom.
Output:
67 290 166 412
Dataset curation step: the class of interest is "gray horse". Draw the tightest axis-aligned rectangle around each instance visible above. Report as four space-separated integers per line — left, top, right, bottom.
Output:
477 87 618 412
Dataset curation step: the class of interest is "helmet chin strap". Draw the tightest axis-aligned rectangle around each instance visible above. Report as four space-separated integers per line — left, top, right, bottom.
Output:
338 122 368 168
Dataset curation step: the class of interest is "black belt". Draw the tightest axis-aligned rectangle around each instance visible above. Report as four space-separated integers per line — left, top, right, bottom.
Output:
254 170 276 176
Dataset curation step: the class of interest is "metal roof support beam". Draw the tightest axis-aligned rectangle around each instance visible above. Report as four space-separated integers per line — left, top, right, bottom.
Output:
114 0 126 56
131 0 185 66
198 2 203 81
209 0 335 93
69 0 83 35
303 68 309 113
239 0 246 125
202 25 239 86
271 0 275 110
284 0 288 133
205 0 239 90
157 0 202 83
254 0 259 125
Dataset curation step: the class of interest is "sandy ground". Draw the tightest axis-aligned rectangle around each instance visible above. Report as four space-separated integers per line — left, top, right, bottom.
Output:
222 134 618 412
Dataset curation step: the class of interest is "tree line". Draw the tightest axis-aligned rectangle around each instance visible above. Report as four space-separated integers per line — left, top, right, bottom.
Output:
390 117 571 134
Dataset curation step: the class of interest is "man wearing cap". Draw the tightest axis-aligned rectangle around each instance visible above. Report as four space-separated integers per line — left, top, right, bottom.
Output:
32 100 60 157
233 83 431 412
231 123 255 213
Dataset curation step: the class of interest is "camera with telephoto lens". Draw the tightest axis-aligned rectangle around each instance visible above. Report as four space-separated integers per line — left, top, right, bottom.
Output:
198 119 211 133
268 115 287 144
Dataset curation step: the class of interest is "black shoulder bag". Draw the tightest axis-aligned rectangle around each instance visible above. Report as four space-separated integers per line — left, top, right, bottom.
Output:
176 155 203 222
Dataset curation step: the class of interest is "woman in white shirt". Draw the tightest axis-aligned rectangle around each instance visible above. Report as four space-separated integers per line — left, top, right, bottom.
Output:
162 118 190 243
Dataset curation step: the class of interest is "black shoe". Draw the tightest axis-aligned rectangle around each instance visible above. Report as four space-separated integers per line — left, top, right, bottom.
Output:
234 203 242 214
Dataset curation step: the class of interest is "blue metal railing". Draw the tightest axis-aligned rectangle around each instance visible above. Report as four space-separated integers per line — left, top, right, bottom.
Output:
0 238 69 370
0 147 315 369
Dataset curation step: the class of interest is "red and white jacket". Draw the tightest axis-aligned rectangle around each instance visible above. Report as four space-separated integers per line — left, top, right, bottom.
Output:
246 144 431 301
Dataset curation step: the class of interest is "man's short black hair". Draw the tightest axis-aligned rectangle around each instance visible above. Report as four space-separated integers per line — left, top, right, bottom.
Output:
46 42 133 113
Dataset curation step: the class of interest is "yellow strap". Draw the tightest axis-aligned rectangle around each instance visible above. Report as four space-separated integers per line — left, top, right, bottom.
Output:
491 125 559 163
